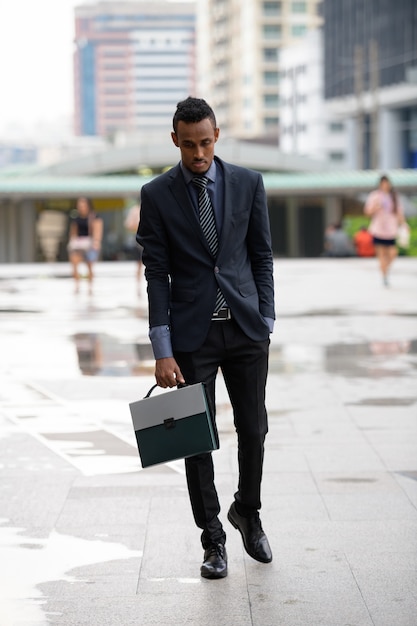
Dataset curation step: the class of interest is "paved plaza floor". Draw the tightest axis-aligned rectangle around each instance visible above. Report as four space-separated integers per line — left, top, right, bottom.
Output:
0 258 416 626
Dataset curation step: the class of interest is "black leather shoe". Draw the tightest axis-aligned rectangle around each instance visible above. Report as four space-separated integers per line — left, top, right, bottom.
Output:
200 543 228 579
227 502 272 563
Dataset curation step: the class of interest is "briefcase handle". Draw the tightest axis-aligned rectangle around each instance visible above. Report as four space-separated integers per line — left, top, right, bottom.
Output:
144 383 188 399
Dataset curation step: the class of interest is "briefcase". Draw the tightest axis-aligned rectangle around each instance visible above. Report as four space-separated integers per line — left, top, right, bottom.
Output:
129 383 218 468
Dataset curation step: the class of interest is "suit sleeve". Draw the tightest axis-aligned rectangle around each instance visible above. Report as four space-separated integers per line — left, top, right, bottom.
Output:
246 174 275 320
137 185 171 328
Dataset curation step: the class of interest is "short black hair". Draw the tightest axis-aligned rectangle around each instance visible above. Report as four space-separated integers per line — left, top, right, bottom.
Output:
173 97 217 133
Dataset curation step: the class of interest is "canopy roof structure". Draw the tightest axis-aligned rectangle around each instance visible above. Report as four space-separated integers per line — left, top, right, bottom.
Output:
0 169 416 199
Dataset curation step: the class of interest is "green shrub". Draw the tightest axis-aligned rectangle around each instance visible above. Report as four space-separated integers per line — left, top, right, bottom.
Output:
343 215 417 257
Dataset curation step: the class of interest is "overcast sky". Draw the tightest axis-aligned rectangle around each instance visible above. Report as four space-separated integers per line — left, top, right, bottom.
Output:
0 0 194 142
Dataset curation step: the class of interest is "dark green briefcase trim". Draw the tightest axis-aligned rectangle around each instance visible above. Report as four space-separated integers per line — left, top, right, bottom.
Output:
136 411 217 467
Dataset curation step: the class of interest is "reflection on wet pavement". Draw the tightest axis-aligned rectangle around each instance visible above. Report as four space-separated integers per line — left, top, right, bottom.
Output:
73 333 153 376
278 310 417 318
73 333 417 379
324 339 416 378
269 339 416 378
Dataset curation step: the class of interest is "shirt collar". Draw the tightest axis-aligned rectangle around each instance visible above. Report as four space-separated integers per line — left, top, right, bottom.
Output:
181 159 217 185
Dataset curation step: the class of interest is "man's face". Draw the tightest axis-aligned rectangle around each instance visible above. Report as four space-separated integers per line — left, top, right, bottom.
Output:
171 118 219 174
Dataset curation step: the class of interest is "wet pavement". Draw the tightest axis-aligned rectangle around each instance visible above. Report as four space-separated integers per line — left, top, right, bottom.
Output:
0 258 416 626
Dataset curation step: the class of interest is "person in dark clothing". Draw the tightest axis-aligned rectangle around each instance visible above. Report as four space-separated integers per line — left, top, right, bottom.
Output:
68 197 103 294
137 97 275 579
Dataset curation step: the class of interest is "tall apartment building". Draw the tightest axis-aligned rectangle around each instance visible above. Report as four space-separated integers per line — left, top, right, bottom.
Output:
74 1 196 137
280 29 351 167
197 0 322 141
323 0 417 169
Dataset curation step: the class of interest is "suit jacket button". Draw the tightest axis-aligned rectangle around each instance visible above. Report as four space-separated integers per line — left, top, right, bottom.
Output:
214 266 220 273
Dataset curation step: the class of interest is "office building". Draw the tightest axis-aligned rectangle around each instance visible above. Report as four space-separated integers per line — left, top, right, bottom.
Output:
74 1 196 137
323 0 417 169
197 0 322 141
280 29 351 167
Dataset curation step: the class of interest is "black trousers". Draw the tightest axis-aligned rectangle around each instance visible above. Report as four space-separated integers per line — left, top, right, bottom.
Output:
174 318 269 549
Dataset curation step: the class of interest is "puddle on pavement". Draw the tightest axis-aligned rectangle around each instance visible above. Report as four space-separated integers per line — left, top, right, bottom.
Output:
0 520 141 626
41 430 138 458
347 397 417 406
320 339 417 378
326 477 377 484
0 308 41 314
72 333 417 379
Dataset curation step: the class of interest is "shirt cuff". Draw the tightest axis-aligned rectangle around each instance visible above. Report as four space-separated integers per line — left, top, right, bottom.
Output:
149 325 173 360
264 316 274 333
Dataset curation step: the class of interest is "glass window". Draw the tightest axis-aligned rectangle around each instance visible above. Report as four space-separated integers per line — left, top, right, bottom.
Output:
103 64 124 70
264 71 279 85
263 24 282 39
263 47 279 62
329 122 345 132
264 116 279 127
292 1 307 12
329 152 345 161
263 1 281 15
264 94 279 106
292 24 307 36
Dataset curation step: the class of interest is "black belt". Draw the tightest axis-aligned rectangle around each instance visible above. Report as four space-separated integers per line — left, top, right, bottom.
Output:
211 307 231 321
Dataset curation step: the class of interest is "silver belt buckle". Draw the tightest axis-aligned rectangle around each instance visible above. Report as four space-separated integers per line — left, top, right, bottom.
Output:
212 307 231 321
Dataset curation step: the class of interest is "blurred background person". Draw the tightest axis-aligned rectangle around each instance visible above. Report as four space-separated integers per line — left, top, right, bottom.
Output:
364 175 406 286
124 203 144 291
323 222 354 257
67 197 103 294
353 226 375 257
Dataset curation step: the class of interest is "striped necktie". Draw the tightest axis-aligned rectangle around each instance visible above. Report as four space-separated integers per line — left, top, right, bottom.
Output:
192 176 226 312
192 176 218 256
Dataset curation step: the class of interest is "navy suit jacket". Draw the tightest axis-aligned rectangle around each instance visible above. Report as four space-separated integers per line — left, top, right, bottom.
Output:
137 156 275 352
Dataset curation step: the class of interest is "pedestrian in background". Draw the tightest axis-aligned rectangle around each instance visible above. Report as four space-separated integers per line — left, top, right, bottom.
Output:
124 204 144 290
67 197 103 294
323 222 354 257
137 97 275 580
364 175 406 286
353 226 375 257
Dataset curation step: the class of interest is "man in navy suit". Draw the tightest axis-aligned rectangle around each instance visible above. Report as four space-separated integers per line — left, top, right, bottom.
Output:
137 97 275 579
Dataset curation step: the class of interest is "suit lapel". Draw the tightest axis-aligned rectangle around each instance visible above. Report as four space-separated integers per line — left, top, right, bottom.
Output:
168 164 217 256
168 158 237 260
217 159 236 261
168 164 195 225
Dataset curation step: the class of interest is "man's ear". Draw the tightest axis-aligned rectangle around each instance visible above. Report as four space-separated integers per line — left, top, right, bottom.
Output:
214 128 220 143
171 132 179 147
